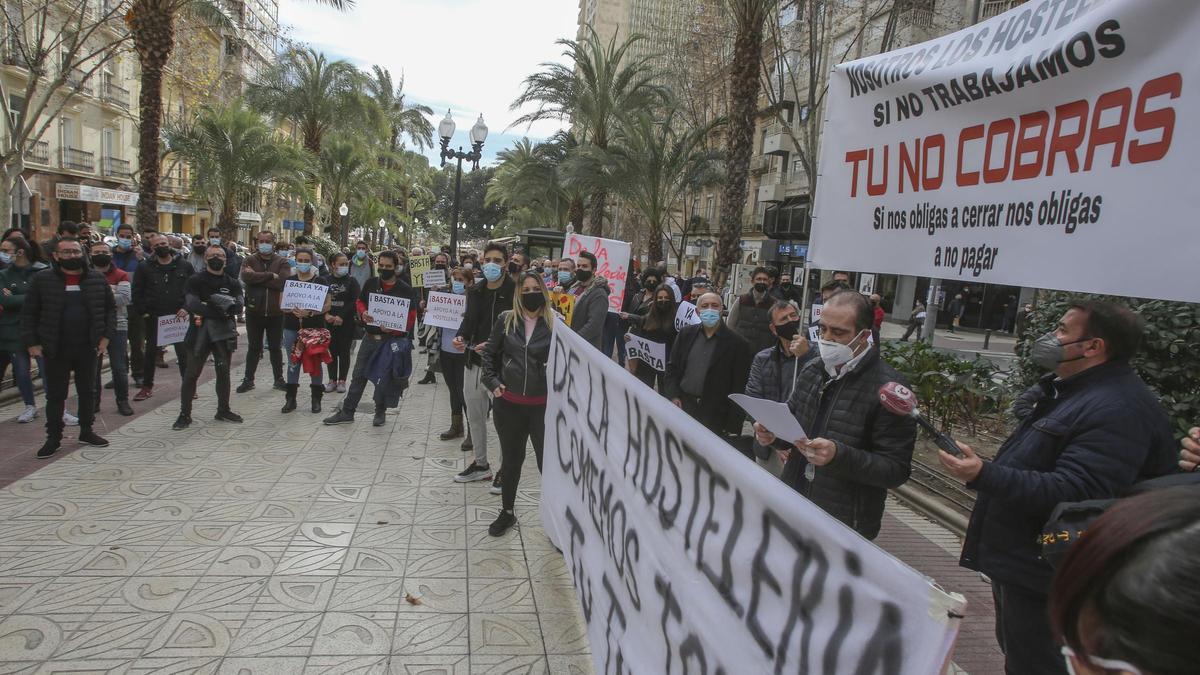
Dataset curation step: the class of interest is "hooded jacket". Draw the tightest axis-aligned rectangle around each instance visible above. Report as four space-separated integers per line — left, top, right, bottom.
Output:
568 274 609 349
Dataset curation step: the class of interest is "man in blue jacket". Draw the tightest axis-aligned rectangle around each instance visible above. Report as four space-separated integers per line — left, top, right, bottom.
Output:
939 299 1177 675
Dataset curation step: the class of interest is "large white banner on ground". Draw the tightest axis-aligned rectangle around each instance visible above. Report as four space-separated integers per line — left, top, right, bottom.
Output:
565 233 630 313
541 326 965 674
811 0 1200 303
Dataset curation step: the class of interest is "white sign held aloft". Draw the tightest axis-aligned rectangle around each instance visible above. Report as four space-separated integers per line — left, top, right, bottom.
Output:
674 301 700 331
368 293 410 332
156 315 189 346
565 232 630 314
811 0 1200 303
424 291 466 330
624 333 667 371
280 280 328 312
542 327 964 674
422 269 447 289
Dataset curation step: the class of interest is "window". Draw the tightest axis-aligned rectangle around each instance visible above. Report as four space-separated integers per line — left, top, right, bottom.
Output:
8 94 24 131
704 195 715 224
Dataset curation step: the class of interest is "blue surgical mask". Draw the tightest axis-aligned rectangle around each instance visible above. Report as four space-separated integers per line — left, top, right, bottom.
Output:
699 308 721 327
295 262 312 273
208 237 221 246
452 280 466 294
117 237 132 250
334 265 349 277
557 271 572 284
355 250 367 260
0 252 11 265
482 262 502 282
258 243 274 255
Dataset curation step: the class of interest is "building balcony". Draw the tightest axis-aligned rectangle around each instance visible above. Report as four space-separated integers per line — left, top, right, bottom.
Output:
103 156 132 179
63 66 94 96
749 155 771 175
980 0 1024 20
62 147 95 172
757 170 809 204
762 123 797 156
24 140 49 164
101 77 130 110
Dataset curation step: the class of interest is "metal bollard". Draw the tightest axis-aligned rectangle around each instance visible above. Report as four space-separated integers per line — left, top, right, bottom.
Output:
983 329 992 350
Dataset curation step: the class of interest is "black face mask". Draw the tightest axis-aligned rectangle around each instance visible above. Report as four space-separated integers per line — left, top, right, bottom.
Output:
754 282 768 294
91 254 111 268
775 319 801 341
507 261 520 274
656 299 673 310
781 282 792 288
645 279 659 289
154 245 172 258
59 257 84 270
193 244 206 254
576 269 593 283
207 258 225 271
378 268 396 280
521 292 545 312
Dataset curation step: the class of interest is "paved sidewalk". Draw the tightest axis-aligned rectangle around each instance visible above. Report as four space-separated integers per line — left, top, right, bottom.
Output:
0 351 591 674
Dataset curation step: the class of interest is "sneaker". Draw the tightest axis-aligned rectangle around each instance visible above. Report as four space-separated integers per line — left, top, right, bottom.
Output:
488 510 516 537
235 380 255 393
489 470 503 495
172 414 192 430
133 386 153 401
36 437 62 459
336 380 347 393
62 411 79 426
324 381 336 393
116 400 134 417
17 405 38 423
214 410 243 423
454 462 492 483
323 409 355 425
78 430 109 447
372 409 387 427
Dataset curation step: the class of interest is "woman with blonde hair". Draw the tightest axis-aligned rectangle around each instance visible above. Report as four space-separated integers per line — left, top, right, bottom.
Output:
481 271 555 536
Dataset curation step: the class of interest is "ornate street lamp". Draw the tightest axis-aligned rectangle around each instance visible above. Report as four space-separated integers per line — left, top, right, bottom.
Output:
439 110 487 261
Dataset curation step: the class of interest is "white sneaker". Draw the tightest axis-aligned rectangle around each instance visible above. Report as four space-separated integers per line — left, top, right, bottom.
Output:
63 411 79 426
324 381 337 393
336 381 347 393
17 405 38 423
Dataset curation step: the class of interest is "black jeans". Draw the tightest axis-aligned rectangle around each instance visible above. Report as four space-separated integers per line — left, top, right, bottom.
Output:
141 315 187 387
243 313 283 383
327 324 355 382
493 397 545 512
992 582 1068 675
94 330 129 404
127 314 144 380
440 350 466 416
45 347 97 437
179 338 233 418
341 336 384 414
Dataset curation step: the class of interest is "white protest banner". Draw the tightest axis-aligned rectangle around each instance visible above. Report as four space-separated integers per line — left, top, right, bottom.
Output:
156 315 188 346
368 293 409 332
422 269 447 289
424 291 466 330
565 232 630 313
280 280 328 312
674 301 700 331
811 0 1200 303
542 326 965 674
624 333 666 371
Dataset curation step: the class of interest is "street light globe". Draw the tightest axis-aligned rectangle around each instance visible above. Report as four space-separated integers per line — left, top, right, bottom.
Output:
470 115 488 144
378 218 385 228
338 203 348 217
438 110 456 140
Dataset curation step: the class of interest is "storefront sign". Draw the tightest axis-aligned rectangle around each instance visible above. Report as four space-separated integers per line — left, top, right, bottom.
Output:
56 183 138 206
157 200 197 215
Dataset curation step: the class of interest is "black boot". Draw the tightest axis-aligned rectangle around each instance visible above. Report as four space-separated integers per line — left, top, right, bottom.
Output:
281 383 298 413
461 428 473 452
440 413 464 440
310 384 324 413
418 370 436 385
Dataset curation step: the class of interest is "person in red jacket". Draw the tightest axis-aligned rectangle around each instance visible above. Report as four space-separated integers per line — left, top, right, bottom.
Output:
870 293 885 346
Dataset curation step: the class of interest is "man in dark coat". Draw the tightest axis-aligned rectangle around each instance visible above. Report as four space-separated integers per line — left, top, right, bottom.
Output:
20 238 116 458
727 266 776 354
754 290 916 539
131 232 193 401
664 292 753 447
745 301 813 471
938 300 1177 675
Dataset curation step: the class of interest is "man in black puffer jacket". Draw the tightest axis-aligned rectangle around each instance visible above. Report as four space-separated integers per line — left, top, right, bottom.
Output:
131 232 193 401
20 238 115 458
754 290 916 539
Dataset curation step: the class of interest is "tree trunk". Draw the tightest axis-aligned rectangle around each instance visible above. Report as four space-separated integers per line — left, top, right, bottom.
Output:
129 3 176 233
715 12 765 284
648 221 663 263
219 202 237 240
303 136 321 234
303 201 316 236
0 162 22 236
586 188 606 237
567 195 584 231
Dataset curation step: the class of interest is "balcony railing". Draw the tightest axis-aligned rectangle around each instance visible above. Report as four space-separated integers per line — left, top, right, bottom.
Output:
980 0 1024 20
103 156 132 179
159 174 190 195
24 140 49 164
62 147 94 172
63 66 93 96
101 77 130 110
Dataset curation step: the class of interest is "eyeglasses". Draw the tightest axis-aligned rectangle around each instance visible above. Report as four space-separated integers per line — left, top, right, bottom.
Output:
1061 646 1143 675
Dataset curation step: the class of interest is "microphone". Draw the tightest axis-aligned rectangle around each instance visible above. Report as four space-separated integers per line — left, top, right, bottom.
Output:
878 381 963 457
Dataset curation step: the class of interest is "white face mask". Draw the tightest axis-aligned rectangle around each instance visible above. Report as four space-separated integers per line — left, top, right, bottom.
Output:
817 329 866 377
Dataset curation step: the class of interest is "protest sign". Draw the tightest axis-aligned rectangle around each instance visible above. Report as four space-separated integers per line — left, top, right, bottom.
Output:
624 333 666 371
156 315 189 346
552 292 575 325
409 255 431 287
542 326 965 674
422 269 447 289
565 233 630 313
810 0 1200 303
424 291 466 330
368 294 410 332
280 280 328 312
674 301 700 331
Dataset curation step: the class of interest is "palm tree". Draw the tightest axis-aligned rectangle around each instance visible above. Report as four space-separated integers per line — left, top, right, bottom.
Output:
510 26 667 236
714 0 774 284
365 66 434 151
163 100 308 239
602 112 723 262
486 136 579 231
315 137 392 247
128 0 353 230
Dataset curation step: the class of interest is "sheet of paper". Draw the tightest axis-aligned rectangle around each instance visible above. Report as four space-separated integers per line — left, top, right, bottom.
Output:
728 394 808 443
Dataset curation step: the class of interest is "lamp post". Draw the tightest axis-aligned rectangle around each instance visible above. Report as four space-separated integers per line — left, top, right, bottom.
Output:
439 110 487 262
337 202 349 248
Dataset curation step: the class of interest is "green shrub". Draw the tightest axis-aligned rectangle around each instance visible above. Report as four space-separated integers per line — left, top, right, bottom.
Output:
880 340 1009 436
1012 294 1200 435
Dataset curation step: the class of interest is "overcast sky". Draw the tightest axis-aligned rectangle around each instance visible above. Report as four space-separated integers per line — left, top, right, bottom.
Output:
278 0 578 166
